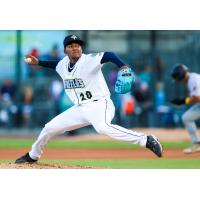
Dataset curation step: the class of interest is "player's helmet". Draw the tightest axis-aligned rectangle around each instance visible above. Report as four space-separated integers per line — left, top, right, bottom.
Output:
63 35 84 49
171 63 188 81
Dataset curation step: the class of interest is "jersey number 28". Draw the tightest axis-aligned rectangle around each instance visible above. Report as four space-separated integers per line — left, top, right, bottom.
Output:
80 91 92 101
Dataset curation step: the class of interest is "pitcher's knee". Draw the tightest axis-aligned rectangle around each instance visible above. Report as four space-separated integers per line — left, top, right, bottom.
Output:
42 123 53 134
42 122 60 136
95 124 110 134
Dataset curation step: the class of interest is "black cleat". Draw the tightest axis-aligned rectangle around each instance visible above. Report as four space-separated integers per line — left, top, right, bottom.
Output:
146 135 163 157
15 153 37 164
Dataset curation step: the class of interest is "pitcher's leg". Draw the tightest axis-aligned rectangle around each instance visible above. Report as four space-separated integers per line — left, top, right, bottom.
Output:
84 99 147 145
29 105 89 160
94 122 147 146
84 98 162 157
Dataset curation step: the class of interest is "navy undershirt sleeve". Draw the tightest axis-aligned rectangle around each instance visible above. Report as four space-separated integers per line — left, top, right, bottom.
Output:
38 52 126 69
38 60 60 69
100 51 126 67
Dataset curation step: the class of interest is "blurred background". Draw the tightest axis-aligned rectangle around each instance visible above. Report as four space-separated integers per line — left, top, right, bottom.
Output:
1 30 200 135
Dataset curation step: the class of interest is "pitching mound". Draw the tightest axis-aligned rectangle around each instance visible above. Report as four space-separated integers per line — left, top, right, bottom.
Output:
0 163 98 169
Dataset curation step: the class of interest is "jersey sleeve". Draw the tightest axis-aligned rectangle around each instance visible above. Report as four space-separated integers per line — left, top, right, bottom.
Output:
91 52 104 65
100 51 126 67
189 80 200 96
38 60 60 69
86 52 105 72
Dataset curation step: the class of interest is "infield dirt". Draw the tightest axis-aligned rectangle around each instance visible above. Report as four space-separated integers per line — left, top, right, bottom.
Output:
0 128 199 169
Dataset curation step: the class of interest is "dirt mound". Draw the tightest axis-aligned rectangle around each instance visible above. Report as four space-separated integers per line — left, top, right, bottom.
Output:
0 163 98 169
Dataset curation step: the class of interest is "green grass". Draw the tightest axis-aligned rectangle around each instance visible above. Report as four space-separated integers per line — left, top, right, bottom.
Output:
0 138 198 169
2 159 200 169
0 138 192 148
0 138 197 169
42 159 200 169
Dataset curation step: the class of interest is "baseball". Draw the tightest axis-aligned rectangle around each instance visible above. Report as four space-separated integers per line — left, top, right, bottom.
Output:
25 58 32 63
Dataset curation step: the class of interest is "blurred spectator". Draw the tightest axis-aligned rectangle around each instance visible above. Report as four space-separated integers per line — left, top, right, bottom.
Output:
120 93 135 128
121 93 135 116
21 86 34 127
154 81 175 127
49 79 63 115
0 78 16 100
0 94 18 128
26 48 41 77
0 94 12 126
29 48 39 58
0 78 17 127
48 44 62 60
31 82 54 127
132 77 153 127
155 82 166 110
139 65 152 86
41 44 62 77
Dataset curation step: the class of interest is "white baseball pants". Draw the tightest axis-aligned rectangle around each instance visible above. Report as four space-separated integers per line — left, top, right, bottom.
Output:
29 97 147 160
182 103 200 144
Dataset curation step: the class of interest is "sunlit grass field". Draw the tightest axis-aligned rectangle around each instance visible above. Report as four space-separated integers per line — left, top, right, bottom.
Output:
0 138 199 168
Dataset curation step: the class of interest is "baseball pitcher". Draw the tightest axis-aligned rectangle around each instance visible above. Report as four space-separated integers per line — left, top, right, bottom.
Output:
15 35 162 164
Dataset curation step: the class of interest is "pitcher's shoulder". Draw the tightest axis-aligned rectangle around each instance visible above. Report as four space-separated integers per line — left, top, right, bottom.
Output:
86 52 104 58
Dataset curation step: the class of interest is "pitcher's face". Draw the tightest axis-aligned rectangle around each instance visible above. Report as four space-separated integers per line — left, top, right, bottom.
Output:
65 43 82 61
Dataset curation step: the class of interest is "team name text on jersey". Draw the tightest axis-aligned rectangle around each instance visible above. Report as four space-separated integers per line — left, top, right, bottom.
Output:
64 78 85 89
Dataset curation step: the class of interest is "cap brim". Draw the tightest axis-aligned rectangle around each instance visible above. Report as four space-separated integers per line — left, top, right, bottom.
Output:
66 40 84 46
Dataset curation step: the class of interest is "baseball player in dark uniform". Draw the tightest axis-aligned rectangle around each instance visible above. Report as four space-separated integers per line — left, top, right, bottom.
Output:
171 64 200 153
15 34 162 164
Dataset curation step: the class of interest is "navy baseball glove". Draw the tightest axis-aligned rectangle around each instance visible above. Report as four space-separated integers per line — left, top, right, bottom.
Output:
115 66 135 94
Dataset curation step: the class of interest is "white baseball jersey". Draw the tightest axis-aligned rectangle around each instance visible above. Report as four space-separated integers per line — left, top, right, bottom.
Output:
55 53 110 105
187 73 200 97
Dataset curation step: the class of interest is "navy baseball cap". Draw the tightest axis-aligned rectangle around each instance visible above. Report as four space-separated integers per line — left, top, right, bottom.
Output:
63 35 84 48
